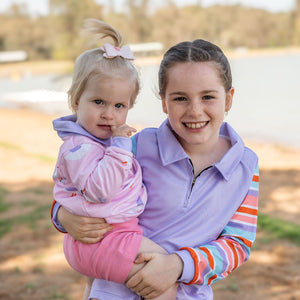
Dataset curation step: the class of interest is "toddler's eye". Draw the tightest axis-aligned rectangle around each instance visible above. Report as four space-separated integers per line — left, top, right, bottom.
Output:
115 103 124 108
94 99 103 105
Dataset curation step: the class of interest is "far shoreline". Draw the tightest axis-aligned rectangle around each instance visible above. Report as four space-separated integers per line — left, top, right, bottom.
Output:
1 46 300 77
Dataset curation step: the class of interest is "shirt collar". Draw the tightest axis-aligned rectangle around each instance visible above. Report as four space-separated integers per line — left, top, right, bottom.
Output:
157 119 190 166
214 122 245 181
157 119 245 181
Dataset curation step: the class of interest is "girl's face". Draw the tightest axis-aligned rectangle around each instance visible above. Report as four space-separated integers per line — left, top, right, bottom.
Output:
73 74 133 139
161 61 234 154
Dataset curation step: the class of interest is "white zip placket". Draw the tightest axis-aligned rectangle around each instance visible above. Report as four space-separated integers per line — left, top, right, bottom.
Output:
184 159 213 208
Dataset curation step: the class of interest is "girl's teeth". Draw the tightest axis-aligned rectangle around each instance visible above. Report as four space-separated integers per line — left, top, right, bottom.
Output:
185 122 206 129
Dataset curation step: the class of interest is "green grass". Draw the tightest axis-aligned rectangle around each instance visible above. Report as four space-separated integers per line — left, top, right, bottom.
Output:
0 218 12 237
18 204 50 229
0 141 21 151
257 213 300 245
0 184 50 238
0 186 8 212
48 293 72 300
0 204 50 238
0 141 56 162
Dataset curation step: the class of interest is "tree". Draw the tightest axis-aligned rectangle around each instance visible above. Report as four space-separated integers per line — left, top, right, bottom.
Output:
48 0 104 59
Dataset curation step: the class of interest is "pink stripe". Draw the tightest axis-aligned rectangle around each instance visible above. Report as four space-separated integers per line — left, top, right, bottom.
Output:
232 213 257 224
196 252 209 282
231 240 247 266
241 195 258 207
218 239 234 272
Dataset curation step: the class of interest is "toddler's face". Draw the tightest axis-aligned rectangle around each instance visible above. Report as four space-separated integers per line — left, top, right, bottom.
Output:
73 74 133 139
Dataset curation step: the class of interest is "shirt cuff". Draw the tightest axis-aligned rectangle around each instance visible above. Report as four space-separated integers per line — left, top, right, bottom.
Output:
52 202 67 233
112 136 132 152
173 249 195 283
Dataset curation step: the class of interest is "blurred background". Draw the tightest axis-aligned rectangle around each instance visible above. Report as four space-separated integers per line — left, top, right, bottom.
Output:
0 1 300 299
0 0 300 146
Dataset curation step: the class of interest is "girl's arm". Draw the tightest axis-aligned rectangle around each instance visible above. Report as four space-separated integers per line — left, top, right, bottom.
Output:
178 169 259 285
127 165 259 297
51 201 113 243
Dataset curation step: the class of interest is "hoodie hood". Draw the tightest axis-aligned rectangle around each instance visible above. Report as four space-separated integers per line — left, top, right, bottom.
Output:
52 114 111 146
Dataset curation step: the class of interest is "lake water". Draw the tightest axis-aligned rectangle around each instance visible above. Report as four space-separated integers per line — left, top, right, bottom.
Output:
1 52 300 148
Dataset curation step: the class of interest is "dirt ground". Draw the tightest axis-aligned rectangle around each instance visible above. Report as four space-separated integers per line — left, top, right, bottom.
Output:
0 108 300 300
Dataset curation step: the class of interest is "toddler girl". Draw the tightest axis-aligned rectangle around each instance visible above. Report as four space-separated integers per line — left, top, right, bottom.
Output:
52 19 177 300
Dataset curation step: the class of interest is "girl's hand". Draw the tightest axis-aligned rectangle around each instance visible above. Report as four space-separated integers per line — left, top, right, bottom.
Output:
126 253 183 299
111 124 137 138
57 206 113 244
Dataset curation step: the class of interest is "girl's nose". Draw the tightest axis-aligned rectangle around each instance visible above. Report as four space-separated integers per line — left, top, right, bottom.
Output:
101 106 114 120
189 101 203 116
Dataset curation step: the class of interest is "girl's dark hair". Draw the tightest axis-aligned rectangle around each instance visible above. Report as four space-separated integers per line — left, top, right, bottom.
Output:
158 39 232 96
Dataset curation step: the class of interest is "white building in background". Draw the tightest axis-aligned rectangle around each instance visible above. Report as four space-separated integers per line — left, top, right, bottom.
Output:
0 51 27 63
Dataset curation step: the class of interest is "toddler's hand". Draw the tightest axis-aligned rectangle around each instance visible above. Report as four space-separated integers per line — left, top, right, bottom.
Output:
111 124 137 137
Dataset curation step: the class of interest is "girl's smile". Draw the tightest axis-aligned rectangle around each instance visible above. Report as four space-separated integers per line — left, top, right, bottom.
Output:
184 121 208 129
161 61 234 155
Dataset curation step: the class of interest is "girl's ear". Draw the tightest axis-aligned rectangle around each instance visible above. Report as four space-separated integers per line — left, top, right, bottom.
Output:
72 99 79 112
225 87 234 113
160 94 168 114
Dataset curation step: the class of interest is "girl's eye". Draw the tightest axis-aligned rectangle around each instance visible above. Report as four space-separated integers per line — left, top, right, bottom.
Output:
203 95 214 100
174 96 187 102
115 103 124 109
94 99 103 105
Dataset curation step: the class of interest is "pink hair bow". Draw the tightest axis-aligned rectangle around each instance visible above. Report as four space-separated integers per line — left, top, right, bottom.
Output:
100 43 136 60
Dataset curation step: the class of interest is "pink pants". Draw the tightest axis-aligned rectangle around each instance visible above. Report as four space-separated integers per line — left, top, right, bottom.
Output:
63 218 143 283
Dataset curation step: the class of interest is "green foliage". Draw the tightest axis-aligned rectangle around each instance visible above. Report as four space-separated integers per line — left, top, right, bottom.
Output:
257 213 300 245
0 0 299 60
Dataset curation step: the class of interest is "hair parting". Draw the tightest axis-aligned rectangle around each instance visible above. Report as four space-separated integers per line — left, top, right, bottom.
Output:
158 39 232 96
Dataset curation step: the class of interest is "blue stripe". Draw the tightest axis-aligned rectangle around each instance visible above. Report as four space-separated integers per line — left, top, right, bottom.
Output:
250 181 259 189
131 136 137 156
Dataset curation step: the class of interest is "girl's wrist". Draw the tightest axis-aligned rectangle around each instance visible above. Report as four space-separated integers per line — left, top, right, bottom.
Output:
169 253 184 280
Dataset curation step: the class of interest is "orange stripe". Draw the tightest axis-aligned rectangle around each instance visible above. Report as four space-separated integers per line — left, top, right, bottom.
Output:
180 247 201 285
50 200 56 219
236 236 253 248
207 274 218 285
226 240 239 270
252 175 259 182
199 247 214 270
237 206 258 215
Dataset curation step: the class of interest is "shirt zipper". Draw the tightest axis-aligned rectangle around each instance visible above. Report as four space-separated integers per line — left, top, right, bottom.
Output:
185 163 213 208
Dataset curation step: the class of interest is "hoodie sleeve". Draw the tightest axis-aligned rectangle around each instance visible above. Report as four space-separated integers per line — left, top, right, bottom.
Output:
60 136 134 204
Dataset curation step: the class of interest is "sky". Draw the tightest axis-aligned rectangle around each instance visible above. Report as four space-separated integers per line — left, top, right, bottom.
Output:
0 0 296 16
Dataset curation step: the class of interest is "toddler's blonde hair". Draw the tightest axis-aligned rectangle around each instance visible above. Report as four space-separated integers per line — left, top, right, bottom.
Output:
68 19 140 112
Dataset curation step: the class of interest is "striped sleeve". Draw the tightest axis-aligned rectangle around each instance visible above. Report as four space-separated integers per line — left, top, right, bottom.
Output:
180 164 259 286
